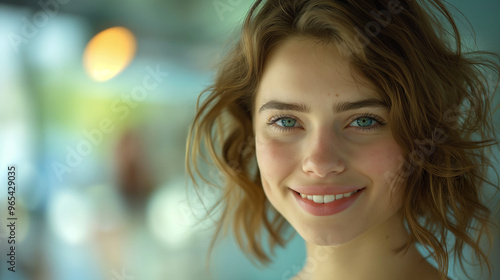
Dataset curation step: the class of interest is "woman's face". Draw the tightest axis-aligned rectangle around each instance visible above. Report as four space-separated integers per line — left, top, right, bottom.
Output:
253 37 405 245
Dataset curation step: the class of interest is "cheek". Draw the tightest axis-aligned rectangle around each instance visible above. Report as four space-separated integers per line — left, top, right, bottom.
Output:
352 138 404 189
255 136 297 189
364 141 402 174
354 138 405 210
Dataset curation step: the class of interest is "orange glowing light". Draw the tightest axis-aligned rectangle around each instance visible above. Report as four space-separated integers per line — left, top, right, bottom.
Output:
83 26 136 81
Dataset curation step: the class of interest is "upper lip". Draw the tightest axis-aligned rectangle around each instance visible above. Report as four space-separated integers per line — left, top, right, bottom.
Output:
289 185 365 195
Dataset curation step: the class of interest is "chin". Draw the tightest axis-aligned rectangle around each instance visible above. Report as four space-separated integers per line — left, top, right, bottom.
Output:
294 222 365 246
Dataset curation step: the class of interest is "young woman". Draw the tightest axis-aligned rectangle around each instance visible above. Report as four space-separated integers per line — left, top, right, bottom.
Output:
186 0 500 279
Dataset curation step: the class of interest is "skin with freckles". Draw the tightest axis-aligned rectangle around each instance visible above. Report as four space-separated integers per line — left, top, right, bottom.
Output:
252 36 442 280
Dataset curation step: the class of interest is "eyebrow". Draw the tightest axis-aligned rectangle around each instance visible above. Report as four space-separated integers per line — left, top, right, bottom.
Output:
258 98 388 114
258 100 309 114
335 98 388 113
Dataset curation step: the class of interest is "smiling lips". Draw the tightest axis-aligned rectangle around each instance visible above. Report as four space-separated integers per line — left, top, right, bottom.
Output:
291 186 365 216
298 189 362 203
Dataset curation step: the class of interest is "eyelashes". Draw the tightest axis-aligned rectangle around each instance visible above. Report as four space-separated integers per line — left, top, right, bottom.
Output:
266 113 386 132
266 115 301 132
348 113 386 131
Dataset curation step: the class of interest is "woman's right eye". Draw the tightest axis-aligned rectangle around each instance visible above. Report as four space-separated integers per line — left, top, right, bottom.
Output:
267 115 302 132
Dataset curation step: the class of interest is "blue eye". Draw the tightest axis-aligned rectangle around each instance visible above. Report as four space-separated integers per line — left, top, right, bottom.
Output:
279 118 297 127
267 115 301 131
354 117 374 127
349 114 384 131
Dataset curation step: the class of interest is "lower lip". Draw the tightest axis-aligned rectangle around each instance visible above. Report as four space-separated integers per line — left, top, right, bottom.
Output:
292 189 364 216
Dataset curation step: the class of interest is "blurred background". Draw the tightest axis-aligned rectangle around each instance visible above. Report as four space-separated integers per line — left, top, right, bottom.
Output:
0 0 498 279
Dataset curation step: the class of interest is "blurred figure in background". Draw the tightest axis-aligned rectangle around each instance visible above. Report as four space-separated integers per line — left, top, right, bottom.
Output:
115 129 156 210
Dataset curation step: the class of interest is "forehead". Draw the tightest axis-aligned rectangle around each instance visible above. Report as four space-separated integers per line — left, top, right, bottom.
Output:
256 36 377 104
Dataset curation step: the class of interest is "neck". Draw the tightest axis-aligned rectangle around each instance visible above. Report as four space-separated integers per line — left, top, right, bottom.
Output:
295 213 436 280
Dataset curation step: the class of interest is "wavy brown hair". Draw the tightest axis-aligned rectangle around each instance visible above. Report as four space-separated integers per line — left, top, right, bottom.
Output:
186 0 500 278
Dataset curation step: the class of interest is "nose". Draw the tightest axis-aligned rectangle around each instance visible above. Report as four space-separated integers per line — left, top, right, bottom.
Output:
302 128 345 177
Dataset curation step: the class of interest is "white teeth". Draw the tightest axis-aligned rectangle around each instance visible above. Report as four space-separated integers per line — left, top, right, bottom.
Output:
312 195 324 203
298 189 360 204
323 195 336 203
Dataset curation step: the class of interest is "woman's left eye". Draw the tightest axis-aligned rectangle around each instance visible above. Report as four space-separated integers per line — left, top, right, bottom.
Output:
278 117 298 127
349 115 384 131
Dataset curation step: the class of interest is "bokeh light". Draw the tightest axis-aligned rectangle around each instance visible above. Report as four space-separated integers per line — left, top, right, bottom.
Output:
83 26 136 82
146 178 197 248
48 188 93 244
